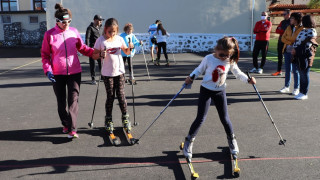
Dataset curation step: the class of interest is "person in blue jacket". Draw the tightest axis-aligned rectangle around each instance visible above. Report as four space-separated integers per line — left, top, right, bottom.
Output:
120 23 142 85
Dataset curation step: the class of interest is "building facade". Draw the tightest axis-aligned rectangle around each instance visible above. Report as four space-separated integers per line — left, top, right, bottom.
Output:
45 0 266 52
0 0 47 47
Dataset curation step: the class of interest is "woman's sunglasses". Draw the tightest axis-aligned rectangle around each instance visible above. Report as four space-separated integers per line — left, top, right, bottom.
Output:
56 18 72 24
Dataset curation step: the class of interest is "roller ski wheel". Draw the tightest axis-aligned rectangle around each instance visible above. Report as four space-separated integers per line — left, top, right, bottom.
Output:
180 142 184 150
231 153 240 178
180 141 199 179
186 158 199 180
109 133 120 146
123 127 135 145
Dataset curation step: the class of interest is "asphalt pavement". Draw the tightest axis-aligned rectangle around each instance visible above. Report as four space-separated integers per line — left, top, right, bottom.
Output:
0 48 320 179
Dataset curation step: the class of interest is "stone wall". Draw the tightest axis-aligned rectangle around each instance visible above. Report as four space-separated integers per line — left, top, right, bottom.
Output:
0 21 46 47
80 33 253 54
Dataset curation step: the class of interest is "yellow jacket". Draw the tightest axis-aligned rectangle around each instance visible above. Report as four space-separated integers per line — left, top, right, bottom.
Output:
281 25 303 53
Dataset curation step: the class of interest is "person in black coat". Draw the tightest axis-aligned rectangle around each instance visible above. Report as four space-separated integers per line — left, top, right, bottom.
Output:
85 15 104 85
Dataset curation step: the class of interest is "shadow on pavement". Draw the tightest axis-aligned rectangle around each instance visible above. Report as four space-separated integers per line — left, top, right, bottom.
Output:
0 147 236 179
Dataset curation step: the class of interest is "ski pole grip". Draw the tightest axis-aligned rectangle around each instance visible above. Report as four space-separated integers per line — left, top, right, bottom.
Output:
190 74 195 80
128 37 132 51
246 71 252 81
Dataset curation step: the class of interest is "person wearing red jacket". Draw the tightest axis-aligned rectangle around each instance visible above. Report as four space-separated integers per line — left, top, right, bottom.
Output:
272 9 291 76
250 11 272 74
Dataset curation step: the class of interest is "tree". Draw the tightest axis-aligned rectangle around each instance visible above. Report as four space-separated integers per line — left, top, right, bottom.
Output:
308 0 320 9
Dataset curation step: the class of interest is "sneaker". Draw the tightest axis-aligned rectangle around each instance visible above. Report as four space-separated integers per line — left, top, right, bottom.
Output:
249 68 257 73
271 71 282 76
183 135 195 159
62 126 69 134
227 134 239 155
279 87 290 93
292 88 299 96
295 93 308 100
122 114 132 132
257 68 263 74
68 131 79 138
91 80 97 85
105 116 114 133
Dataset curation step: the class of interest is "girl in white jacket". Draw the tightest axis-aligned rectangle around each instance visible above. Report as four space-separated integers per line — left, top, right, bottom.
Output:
182 37 256 159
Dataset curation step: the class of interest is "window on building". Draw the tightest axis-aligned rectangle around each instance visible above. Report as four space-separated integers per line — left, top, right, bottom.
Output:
1 15 11 24
1 0 17 11
29 16 38 24
34 0 46 11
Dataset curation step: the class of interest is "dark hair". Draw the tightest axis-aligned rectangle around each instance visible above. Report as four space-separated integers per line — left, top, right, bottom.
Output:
157 23 167 36
123 23 133 32
302 15 316 28
290 12 302 25
54 3 72 20
215 36 240 63
155 20 161 24
284 9 290 15
104 18 119 33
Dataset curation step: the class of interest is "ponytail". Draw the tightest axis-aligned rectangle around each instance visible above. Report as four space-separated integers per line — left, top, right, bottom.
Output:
230 37 240 64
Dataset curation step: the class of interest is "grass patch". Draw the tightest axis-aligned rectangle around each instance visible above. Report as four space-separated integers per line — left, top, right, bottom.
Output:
267 38 320 73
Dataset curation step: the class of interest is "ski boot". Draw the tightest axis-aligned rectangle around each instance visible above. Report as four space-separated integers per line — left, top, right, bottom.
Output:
180 135 199 179
122 113 135 145
227 134 239 155
105 116 120 146
165 59 170 67
228 134 240 177
181 135 195 159
154 58 160 66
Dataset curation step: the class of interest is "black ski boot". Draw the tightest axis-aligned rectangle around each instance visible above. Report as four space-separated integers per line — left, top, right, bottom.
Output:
105 116 114 134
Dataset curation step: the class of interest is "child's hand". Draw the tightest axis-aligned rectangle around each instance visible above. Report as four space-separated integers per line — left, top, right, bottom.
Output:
185 76 194 85
100 49 107 58
291 49 296 56
248 76 256 84
140 41 143 45
129 42 134 49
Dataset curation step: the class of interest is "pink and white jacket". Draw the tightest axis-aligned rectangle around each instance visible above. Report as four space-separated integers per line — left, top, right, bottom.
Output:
41 24 94 75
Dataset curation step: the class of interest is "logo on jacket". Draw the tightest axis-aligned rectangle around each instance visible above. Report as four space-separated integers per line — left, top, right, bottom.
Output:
107 47 120 54
212 65 226 87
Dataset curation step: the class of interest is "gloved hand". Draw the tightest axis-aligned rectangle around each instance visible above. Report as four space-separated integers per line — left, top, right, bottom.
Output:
47 71 56 83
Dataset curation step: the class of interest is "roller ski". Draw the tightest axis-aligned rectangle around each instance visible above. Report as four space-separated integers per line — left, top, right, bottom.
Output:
228 134 240 178
122 114 135 145
180 136 199 180
105 116 120 146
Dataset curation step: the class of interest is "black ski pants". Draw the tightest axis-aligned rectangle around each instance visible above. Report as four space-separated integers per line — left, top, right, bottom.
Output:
188 86 234 138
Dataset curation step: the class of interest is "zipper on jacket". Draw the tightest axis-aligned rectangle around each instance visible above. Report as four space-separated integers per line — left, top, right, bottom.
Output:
62 33 68 75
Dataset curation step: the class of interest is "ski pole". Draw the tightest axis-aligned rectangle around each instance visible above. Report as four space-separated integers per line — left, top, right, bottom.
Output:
246 71 286 146
88 46 106 128
172 50 177 65
128 38 138 126
132 75 195 144
141 43 151 81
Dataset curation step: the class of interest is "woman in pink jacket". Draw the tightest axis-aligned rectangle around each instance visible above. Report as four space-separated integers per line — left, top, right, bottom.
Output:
41 3 102 138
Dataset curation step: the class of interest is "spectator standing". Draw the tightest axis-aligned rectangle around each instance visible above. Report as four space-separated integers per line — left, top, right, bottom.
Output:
272 9 291 76
86 14 104 85
250 11 272 74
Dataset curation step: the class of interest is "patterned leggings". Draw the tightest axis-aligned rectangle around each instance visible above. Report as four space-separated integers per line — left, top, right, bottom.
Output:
103 74 128 117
